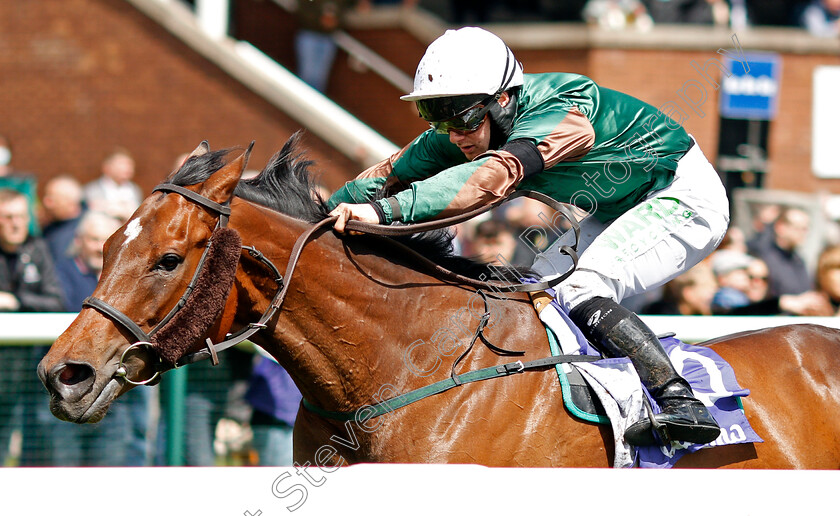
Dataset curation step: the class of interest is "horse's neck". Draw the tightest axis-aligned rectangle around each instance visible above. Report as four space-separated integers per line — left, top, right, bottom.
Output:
234 208 541 418
235 209 494 413
228 209 390 409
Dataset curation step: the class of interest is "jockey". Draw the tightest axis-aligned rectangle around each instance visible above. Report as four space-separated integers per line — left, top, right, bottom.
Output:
327 27 728 446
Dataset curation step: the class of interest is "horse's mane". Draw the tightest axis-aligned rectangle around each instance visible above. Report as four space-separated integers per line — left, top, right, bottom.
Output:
166 133 528 282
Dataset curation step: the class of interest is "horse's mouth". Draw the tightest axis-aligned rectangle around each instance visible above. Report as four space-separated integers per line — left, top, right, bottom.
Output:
51 377 122 424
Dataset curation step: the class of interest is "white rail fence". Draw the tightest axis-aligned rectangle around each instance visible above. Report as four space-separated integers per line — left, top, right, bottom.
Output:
3 313 839 345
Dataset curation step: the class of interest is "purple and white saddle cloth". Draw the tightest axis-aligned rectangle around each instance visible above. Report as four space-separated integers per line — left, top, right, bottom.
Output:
539 300 763 468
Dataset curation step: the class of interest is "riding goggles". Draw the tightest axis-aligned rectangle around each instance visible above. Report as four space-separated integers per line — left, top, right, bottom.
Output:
417 95 497 134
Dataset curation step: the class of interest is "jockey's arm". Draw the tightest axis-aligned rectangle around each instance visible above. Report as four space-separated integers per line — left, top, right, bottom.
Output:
328 108 594 231
327 131 464 232
327 131 465 209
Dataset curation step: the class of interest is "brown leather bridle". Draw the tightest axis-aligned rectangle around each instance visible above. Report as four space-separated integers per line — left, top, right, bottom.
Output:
83 183 580 386
82 183 286 385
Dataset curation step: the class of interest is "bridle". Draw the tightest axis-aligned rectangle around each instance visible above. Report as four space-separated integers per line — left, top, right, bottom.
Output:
82 183 580 386
82 183 292 385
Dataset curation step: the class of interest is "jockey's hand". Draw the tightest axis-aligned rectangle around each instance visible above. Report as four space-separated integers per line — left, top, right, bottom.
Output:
329 203 380 234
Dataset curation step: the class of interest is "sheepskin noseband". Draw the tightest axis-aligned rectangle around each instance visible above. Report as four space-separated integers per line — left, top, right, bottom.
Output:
152 226 242 366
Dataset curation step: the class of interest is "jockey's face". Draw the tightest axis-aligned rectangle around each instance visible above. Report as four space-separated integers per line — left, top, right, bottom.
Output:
447 91 510 161
448 116 491 161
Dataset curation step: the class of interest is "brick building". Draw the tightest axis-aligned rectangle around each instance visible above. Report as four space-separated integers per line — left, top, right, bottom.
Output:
1 0 838 202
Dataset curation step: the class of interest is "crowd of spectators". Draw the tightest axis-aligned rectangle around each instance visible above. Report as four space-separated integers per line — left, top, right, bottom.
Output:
454 195 840 321
410 0 839 36
578 0 838 35
286 0 837 93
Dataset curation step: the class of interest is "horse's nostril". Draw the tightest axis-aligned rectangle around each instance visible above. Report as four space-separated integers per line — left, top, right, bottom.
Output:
58 363 93 386
48 362 96 401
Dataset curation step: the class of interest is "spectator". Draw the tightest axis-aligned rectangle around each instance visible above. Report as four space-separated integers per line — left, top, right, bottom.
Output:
748 207 813 297
750 203 781 235
710 249 753 310
294 0 357 93
0 189 64 313
503 197 566 265
745 203 779 255
799 0 840 37
639 0 728 25
471 219 519 266
643 262 717 315
41 175 86 262
37 211 154 466
718 226 748 254
817 245 840 314
744 256 770 302
710 249 832 316
54 211 120 311
0 134 40 236
84 148 143 223
0 189 64 466
583 0 653 30
245 357 302 466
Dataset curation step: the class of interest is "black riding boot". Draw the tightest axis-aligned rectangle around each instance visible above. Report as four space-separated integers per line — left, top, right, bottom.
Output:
569 297 720 446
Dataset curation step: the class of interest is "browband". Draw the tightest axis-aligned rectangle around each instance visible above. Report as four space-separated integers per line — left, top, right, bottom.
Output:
154 184 231 226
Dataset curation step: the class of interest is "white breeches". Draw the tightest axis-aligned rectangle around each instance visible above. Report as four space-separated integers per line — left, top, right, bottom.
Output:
531 140 730 312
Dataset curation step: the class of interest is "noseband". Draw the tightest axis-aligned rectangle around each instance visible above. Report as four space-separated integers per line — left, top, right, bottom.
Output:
82 184 290 385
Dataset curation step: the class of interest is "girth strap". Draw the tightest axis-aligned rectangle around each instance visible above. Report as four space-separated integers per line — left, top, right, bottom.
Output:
302 353 600 422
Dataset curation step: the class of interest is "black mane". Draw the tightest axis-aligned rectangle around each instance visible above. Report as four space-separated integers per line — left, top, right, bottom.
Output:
168 135 329 223
165 133 525 282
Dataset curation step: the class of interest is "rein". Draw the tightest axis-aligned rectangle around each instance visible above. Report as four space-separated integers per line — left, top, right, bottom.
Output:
84 182 582 392
345 189 581 293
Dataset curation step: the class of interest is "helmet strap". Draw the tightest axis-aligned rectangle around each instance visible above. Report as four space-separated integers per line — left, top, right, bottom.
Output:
488 87 520 147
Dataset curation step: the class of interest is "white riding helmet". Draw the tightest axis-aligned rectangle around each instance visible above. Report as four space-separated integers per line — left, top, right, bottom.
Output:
401 27 524 103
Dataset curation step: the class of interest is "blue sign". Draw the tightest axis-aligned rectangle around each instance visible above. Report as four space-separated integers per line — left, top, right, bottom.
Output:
719 52 781 120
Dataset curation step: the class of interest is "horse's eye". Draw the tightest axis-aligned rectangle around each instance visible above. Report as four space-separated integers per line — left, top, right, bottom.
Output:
156 254 183 272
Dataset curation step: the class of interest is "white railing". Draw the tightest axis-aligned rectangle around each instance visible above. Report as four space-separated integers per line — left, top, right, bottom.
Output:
3 313 839 345
0 313 78 345
332 30 414 94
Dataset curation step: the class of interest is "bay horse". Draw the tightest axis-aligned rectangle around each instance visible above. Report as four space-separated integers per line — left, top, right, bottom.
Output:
39 137 840 468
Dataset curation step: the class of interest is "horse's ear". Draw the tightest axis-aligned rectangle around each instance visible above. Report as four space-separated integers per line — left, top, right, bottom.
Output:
189 141 211 158
199 143 254 205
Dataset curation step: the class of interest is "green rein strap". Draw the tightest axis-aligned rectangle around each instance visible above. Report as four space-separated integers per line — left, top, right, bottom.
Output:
301 352 600 422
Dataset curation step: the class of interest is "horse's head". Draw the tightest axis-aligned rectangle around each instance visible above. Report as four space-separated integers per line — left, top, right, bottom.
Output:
38 142 248 423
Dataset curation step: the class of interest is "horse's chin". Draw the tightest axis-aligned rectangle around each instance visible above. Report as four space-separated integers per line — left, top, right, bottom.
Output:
50 377 122 424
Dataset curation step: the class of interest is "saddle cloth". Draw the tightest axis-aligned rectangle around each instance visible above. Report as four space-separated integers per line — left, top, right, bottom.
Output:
538 296 763 468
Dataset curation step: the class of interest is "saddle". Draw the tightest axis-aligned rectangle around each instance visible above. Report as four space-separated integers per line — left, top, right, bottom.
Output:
530 292 607 421
528 290 763 468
